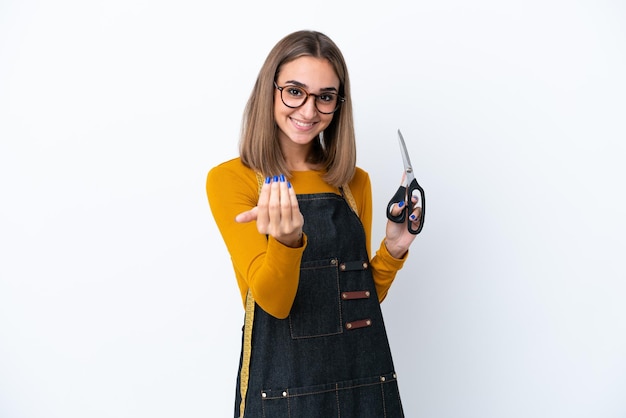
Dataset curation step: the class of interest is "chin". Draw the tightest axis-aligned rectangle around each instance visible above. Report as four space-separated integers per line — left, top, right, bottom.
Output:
290 133 319 145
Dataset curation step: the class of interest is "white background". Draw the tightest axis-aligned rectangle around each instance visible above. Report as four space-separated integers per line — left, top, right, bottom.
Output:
1 1 625 417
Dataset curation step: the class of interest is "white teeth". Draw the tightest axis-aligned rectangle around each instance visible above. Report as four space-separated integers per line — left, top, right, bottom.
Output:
293 120 314 127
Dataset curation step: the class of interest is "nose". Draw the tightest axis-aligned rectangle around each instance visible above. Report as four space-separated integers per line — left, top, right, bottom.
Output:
299 94 318 117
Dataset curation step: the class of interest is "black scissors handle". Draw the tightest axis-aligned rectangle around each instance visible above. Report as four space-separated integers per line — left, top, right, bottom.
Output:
387 185 409 223
407 177 425 235
386 177 425 235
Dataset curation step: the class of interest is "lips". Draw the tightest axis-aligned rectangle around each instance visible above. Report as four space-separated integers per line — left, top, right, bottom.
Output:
291 117 316 129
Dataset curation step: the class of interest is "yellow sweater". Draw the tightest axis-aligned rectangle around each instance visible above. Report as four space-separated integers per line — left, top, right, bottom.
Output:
206 157 407 319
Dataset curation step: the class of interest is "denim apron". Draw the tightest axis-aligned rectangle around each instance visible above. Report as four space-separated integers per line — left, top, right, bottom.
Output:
235 188 404 418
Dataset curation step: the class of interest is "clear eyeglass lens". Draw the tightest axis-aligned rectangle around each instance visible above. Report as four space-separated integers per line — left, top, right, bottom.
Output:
281 86 339 113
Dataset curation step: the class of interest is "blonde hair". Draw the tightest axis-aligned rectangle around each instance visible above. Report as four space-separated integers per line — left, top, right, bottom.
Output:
239 30 356 188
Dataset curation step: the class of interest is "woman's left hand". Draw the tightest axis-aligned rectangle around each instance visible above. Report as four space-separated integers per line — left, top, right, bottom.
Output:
384 194 422 259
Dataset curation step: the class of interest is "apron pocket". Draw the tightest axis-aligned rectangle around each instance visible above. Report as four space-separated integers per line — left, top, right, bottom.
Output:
289 258 342 339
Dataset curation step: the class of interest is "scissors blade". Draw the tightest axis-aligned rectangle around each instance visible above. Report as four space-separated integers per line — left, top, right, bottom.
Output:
397 129 415 181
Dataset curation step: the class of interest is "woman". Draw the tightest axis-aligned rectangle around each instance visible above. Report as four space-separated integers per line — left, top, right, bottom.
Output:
206 30 421 418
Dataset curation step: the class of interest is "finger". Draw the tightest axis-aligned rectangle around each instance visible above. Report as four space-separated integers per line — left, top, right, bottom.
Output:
286 179 303 229
279 175 292 221
389 200 406 217
279 175 300 225
277 174 303 235
267 175 282 229
235 206 258 223
255 176 273 231
408 206 422 224
287 179 300 211
411 189 421 206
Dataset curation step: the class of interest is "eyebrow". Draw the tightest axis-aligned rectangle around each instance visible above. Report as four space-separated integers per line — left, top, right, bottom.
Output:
283 80 338 93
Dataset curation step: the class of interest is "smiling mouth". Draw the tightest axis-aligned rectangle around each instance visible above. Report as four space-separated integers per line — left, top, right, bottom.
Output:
292 118 316 128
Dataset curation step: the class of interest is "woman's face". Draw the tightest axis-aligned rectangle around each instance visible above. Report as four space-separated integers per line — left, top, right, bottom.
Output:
274 56 340 155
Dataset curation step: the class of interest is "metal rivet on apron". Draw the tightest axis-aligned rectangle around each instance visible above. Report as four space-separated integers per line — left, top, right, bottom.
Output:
366 319 371 326
365 291 370 297
261 392 267 398
380 376 386 382
330 259 337 265
346 323 352 329
282 391 287 397
393 373 397 379
340 263 346 271
362 262 368 269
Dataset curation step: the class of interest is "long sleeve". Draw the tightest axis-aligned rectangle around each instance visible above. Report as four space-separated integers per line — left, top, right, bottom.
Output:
206 159 306 319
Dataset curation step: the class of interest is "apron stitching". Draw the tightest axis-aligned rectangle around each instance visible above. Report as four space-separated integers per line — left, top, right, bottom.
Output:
381 381 387 418
261 377 396 398
288 396 292 418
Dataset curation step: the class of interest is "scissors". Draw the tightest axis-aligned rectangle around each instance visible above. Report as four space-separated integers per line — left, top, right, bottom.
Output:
386 129 425 235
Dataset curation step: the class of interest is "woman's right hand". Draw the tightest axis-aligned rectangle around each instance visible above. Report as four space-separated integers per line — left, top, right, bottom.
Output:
235 175 304 248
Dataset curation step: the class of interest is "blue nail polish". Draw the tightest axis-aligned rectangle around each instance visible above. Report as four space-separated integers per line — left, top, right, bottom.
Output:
280 174 286 182
287 181 292 189
265 176 271 184
273 175 279 182
398 201 405 208
410 214 417 221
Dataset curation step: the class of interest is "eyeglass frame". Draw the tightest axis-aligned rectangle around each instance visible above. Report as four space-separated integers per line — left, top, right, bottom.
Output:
273 81 345 114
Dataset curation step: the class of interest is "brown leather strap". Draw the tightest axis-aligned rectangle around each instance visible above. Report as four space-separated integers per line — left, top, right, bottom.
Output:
345 318 372 330
341 290 371 300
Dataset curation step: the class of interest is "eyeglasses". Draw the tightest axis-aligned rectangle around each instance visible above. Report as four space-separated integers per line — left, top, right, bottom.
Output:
274 82 345 114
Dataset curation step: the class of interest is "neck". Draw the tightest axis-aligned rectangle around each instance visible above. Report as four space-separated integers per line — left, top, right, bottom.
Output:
288 159 322 172
281 142 318 172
